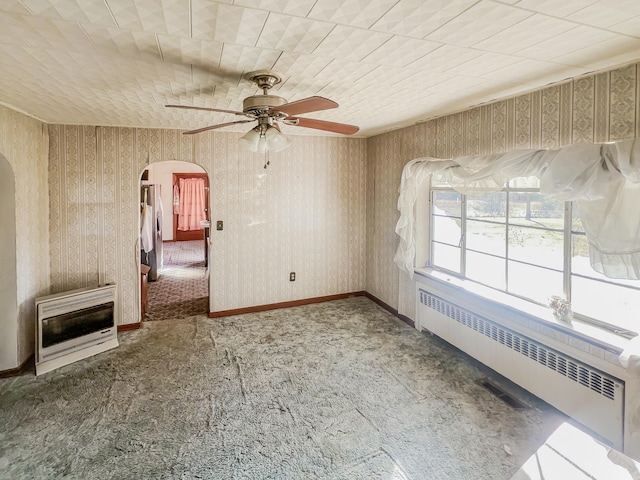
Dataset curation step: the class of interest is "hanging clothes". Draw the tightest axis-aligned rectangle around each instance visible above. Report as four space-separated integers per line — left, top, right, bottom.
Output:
177 177 206 231
173 184 180 214
140 187 152 253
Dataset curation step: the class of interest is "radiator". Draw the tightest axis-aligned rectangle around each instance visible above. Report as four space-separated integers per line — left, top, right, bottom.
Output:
417 288 624 450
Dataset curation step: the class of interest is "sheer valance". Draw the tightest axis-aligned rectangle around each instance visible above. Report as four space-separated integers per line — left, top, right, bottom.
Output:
395 138 640 280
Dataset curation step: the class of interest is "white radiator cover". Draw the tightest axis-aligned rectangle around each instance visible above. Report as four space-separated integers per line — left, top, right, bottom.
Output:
416 286 625 450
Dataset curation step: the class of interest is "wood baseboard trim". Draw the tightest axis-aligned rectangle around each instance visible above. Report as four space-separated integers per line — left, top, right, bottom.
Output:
364 292 415 328
118 322 142 332
209 291 366 318
0 354 34 378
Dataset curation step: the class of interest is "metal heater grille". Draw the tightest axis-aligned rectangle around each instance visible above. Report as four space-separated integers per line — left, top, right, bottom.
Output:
419 290 618 401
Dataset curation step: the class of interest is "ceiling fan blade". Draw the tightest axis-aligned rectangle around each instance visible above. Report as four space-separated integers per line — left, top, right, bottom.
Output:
166 104 250 117
272 96 338 116
183 120 254 135
287 117 359 135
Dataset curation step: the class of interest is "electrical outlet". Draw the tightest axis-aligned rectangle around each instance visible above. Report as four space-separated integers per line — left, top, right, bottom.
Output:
216 220 223 231
289 272 295 282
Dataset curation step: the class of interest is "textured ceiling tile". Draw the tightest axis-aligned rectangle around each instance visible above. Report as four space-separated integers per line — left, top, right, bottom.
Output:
312 58 379 84
608 16 640 37
513 0 599 17
371 0 477 38
218 44 281 77
426 2 533 47
0 44 45 71
0 12 38 46
429 75 493 93
376 65 427 87
552 36 640 68
21 14 96 52
66 51 136 84
407 44 483 71
474 14 576 54
156 34 223 72
107 0 189 36
314 81 347 100
312 24 391 62
0 0 31 14
82 24 160 61
167 80 214 99
3 0 640 136
307 0 398 29
480 59 584 83
191 1 268 46
567 0 640 28
256 13 334 55
518 26 618 61
445 52 521 77
271 52 334 89
399 70 459 90
353 65 405 90
234 0 316 17
276 77 330 101
21 0 116 26
134 59 192 83
361 36 441 67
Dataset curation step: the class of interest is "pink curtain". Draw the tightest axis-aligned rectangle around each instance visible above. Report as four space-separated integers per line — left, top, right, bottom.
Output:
177 178 206 231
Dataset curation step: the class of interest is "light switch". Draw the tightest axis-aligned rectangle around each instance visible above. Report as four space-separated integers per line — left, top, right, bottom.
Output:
216 220 223 231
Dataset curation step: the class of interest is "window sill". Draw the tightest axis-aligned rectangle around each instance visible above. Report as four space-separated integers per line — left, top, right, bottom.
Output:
414 267 627 359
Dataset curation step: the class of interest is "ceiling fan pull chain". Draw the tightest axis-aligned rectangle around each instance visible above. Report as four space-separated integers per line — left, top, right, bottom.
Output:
264 150 270 169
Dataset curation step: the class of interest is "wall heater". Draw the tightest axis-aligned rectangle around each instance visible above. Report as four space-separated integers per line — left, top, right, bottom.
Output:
416 287 625 450
35 285 119 376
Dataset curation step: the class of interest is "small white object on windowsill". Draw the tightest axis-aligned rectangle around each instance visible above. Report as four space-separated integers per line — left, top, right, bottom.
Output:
549 296 572 323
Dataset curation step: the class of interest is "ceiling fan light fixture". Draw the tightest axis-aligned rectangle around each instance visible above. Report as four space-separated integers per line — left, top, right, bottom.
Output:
240 124 291 153
265 125 291 152
240 126 261 152
257 135 267 153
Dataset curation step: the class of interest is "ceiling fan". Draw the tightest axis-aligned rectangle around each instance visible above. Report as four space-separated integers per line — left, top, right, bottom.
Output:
166 70 359 153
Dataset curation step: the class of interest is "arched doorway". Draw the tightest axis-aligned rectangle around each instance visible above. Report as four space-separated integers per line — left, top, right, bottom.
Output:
0 155 18 370
138 161 210 322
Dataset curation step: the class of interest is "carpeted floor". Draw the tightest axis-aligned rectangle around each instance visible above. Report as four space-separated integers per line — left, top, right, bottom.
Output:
0 297 566 479
145 240 208 322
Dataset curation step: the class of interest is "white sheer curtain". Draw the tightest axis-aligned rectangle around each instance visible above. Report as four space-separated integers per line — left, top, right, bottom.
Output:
177 178 206 231
395 138 640 280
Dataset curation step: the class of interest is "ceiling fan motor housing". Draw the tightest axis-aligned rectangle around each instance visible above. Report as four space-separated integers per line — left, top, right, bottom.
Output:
243 95 287 115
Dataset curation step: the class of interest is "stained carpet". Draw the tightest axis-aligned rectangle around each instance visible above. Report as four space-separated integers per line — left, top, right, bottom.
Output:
0 297 566 479
145 240 208 321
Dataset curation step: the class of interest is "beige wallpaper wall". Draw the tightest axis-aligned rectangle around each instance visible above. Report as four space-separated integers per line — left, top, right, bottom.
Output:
0 105 50 369
48 127 366 324
366 62 640 321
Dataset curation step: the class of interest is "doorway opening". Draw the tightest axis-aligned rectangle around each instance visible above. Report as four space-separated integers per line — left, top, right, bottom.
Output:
0 154 18 370
139 161 210 322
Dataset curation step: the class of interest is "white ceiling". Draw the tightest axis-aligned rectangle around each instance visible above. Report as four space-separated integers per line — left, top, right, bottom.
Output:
2 0 640 138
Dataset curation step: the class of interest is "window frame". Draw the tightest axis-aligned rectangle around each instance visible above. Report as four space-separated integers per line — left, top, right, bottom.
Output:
428 185 640 338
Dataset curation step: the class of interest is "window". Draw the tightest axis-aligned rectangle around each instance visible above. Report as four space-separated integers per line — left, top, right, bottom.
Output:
430 179 640 336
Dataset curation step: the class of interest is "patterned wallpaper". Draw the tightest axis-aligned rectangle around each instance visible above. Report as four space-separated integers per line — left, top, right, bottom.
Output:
366 62 640 321
48 127 366 324
5 60 637 354
0 106 50 369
